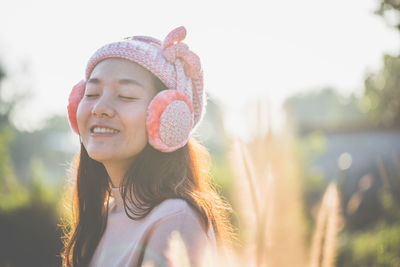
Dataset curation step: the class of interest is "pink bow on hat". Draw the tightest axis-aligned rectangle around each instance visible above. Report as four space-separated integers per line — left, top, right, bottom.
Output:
162 26 201 79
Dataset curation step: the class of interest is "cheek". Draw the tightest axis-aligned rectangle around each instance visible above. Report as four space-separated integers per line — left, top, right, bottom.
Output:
122 105 148 133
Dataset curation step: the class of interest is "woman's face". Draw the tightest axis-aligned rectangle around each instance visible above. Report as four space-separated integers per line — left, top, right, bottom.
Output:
77 58 158 166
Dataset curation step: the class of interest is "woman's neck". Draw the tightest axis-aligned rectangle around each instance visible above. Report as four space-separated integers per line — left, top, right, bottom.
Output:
101 158 135 187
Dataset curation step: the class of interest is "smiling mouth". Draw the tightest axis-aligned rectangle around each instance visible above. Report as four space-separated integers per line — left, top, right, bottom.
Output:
90 127 120 134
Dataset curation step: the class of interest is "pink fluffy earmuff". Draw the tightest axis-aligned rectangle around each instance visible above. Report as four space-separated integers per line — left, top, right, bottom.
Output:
67 26 206 152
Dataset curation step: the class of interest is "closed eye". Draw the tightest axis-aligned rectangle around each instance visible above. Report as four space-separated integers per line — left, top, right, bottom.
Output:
85 94 98 98
119 96 138 100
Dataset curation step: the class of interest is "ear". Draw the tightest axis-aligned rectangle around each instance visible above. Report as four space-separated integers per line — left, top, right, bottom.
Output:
67 80 86 135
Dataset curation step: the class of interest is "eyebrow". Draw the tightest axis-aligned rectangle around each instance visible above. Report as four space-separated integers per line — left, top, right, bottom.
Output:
87 77 145 89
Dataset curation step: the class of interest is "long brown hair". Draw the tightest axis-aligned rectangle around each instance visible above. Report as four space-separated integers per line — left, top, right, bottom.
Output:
60 76 235 266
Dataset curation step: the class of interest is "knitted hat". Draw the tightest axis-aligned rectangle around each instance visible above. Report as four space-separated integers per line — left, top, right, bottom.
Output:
67 26 206 152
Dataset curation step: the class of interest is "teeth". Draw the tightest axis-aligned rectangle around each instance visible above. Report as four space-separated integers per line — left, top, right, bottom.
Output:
92 127 119 134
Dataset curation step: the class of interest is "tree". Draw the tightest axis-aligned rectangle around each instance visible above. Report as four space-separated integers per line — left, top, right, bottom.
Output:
376 0 400 30
363 54 400 127
360 1 400 128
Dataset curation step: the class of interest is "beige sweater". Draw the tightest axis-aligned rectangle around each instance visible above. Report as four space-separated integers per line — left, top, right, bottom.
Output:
88 187 217 267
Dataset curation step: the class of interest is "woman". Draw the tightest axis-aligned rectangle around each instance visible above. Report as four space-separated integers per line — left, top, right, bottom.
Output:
61 26 234 267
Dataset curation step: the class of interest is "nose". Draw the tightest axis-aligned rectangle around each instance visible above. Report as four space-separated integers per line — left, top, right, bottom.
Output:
91 93 115 118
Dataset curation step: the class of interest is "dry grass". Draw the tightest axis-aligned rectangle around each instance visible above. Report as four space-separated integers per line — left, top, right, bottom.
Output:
228 130 309 267
166 98 345 267
221 98 342 267
309 182 342 267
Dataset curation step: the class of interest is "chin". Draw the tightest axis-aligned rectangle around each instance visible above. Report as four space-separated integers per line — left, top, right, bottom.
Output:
87 155 108 163
86 150 116 162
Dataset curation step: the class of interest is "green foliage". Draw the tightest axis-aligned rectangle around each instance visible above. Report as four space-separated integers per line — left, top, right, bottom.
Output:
210 155 235 200
9 114 76 186
0 126 15 182
363 54 400 127
337 163 400 266
0 152 64 213
361 1 400 128
297 130 327 161
376 0 400 30
378 187 400 224
294 131 327 239
28 156 64 208
338 223 400 267
333 4 400 264
0 182 29 212
0 123 29 211
296 131 327 194
0 58 66 212
284 88 369 132
0 57 66 266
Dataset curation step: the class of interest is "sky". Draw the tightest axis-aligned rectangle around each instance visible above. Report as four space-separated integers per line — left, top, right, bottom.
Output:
0 0 399 141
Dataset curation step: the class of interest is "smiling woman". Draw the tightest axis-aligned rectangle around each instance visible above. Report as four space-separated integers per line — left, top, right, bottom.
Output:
61 26 235 267
76 58 159 184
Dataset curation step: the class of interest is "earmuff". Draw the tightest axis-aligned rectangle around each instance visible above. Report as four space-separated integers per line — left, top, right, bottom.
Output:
146 88 194 152
67 80 86 135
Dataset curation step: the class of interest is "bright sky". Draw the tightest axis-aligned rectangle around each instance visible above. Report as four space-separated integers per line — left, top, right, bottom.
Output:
0 0 398 140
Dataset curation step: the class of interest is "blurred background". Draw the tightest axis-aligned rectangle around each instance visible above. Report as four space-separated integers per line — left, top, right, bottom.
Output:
0 0 399 266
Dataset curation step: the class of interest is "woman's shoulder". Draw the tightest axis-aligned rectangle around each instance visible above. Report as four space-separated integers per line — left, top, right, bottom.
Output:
149 198 198 221
147 198 216 242
141 198 217 266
